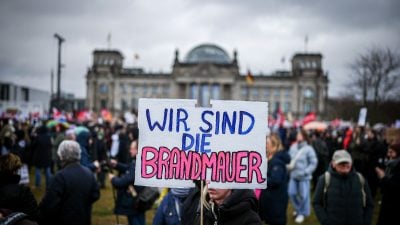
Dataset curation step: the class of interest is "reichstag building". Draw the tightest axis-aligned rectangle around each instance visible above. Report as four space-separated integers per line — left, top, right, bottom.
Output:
86 43 328 117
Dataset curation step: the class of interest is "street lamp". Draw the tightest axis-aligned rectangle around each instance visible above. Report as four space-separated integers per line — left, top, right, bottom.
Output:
54 33 65 108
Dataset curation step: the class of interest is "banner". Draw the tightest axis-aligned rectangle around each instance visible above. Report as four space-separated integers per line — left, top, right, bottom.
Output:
135 98 268 189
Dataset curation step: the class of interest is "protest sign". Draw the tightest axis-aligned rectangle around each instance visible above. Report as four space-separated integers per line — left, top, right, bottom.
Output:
135 98 268 189
357 107 367 126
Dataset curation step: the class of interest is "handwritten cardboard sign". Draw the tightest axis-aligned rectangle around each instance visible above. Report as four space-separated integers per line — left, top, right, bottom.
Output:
135 98 268 189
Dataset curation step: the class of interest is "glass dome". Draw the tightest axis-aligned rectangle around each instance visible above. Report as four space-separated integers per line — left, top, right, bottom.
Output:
185 44 231 64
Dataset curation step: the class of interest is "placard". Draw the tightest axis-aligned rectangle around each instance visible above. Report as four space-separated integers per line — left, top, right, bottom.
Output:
135 98 268 189
357 107 367 126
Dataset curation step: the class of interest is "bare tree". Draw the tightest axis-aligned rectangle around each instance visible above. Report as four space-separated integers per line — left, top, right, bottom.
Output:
348 46 400 106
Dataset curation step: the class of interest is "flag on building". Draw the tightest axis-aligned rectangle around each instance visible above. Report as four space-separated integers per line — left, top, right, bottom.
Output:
246 69 254 85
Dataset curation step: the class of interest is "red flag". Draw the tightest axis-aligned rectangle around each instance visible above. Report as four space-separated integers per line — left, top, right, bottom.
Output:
268 115 276 127
277 107 285 126
77 110 89 122
101 109 113 122
52 107 62 119
273 107 285 130
302 112 316 125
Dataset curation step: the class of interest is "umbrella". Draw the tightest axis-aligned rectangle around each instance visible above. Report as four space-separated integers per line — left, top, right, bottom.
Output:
303 121 328 131
74 126 90 135
46 119 70 128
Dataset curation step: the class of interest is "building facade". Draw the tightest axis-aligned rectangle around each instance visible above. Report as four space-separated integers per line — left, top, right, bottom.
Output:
86 43 329 118
0 82 50 116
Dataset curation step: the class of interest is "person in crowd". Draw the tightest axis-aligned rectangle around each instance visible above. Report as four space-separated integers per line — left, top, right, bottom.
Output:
202 186 262 225
65 128 76 140
259 133 290 225
181 180 202 225
39 140 100 225
313 150 374 225
92 125 109 188
0 153 39 222
153 188 191 225
12 129 30 185
30 125 52 189
311 131 329 190
110 125 122 160
287 129 318 224
118 126 132 164
323 130 340 162
75 127 99 172
50 124 65 172
342 127 353 150
111 125 131 165
0 119 14 155
363 129 386 197
109 139 145 225
11 130 28 163
348 126 367 175
375 143 400 225
284 128 297 151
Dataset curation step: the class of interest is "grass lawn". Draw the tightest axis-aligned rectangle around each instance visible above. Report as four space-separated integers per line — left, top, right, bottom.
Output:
30 172 381 225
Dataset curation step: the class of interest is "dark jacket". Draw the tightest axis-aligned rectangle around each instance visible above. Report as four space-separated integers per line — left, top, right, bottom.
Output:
39 163 100 225
111 160 144 215
181 186 200 225
0 173 39 221
377 158 400 225
313 165 374 225
76 131 96 171
204 189 262 225
116 133 130 164
31 126 52 168
363 137 386 197
153 191 187 225
259 151 290 225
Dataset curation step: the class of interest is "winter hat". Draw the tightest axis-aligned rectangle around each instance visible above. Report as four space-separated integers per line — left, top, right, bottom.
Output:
332 149 352 164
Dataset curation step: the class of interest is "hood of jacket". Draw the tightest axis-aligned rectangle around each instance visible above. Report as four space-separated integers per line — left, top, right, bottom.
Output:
76 130 90 149
271 150 291 165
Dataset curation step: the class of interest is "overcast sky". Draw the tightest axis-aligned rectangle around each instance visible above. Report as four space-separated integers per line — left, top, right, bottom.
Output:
0 0 399 98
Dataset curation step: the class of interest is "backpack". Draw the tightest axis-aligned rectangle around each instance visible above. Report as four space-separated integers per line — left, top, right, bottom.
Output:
323 171 366 208
136 186 160 211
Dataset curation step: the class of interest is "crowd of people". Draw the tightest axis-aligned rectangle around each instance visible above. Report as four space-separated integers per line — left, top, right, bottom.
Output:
0 116 399 225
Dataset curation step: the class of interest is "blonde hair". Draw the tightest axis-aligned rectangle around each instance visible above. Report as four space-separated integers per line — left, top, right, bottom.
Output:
0 153 22 174
201 184 211 210
267 133 284 155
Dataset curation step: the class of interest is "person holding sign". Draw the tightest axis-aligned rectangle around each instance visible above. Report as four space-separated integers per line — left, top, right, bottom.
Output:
287 129 318 224
202 186 262 225
259 133 290 225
